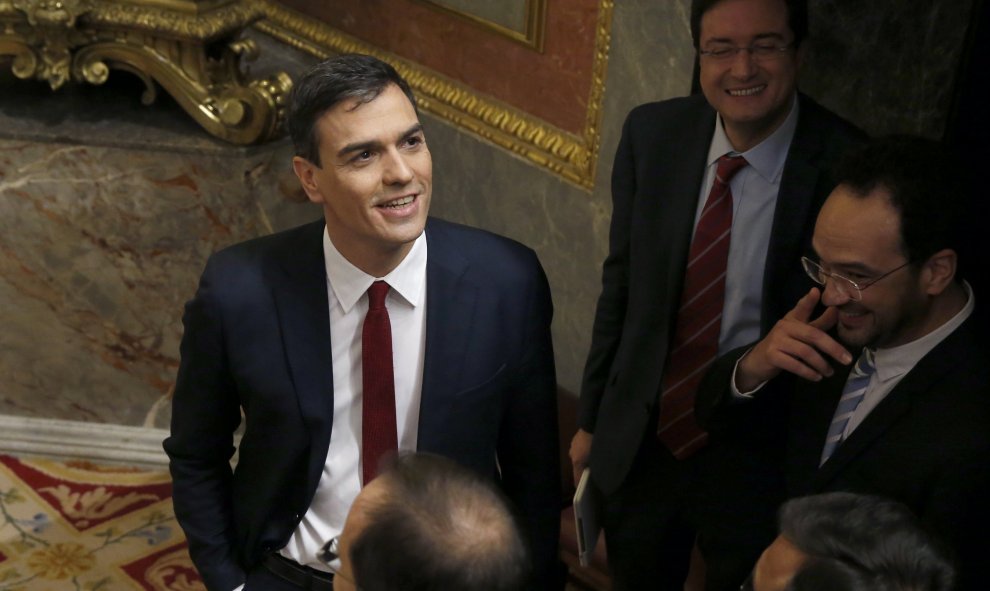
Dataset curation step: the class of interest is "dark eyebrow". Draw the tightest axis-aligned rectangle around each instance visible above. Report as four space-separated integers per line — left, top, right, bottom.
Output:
336 122 425 160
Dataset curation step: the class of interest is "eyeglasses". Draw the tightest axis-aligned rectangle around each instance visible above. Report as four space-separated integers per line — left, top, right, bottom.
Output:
699 41 793 61
801 256 913 302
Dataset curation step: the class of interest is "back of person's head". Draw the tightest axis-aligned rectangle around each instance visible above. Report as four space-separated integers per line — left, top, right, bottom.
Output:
785 557 879 591
780 492 955 591
690 0 809 49
832 135 968 275
349 453 531 591
286 53 417 166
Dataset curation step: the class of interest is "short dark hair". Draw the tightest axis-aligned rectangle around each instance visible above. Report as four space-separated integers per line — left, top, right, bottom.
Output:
286 53 417 167
690 0 808 49
779 492 955 591
349 453 531 591
833 136 967 267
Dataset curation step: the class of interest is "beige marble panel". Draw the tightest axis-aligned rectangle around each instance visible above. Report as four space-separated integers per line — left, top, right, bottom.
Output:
0 138 318 428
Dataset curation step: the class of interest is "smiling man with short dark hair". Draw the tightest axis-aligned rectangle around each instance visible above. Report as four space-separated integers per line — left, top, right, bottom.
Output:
165 54 561 591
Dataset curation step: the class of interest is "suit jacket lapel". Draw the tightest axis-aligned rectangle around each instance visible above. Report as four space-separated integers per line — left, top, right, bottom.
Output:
652 106 716 316
632 103 715 393
271 221 335 477
787 364 848 494
418 221 475 443
762 94 823 332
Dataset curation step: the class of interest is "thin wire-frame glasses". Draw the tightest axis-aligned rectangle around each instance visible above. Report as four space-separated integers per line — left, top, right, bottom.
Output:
801 256 913 301
699 41 793 61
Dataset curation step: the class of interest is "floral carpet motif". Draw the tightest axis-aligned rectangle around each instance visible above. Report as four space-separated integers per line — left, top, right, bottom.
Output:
0 454 204 590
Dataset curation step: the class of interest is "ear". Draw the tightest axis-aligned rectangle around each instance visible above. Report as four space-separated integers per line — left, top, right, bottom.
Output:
292 156 325 205
920 248 957 296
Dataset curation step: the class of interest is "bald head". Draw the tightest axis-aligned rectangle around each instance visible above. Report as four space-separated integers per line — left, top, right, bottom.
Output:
339 453 531 591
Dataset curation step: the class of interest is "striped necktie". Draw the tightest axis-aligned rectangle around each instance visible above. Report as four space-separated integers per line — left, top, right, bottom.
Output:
820 349 876 465
657 154 748 459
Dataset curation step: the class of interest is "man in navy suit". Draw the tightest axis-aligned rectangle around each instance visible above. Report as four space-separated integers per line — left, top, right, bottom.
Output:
569 0 863 588
164 54 560 591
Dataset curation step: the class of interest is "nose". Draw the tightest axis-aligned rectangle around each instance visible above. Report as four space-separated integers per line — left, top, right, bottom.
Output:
382 148 414 185
819 276 852 308
729 48 757 78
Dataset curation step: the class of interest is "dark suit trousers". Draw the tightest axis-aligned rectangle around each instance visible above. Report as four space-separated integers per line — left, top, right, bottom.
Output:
603 428 778 591
603 429 696 591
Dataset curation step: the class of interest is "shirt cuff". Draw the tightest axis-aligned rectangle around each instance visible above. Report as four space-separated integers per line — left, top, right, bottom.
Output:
731 348 768 398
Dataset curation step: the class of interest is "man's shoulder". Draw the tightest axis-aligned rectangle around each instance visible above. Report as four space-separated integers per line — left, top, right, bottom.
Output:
210 219 323 263
624 94 714 130
198 219 324 286
794 93 866 147
425 217 543 280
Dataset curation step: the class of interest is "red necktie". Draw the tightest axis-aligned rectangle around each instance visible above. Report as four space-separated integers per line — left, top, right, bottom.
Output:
362 281 397 484
658 154 748 459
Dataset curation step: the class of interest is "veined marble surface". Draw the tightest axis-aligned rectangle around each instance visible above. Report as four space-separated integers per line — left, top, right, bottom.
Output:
0 138 318 429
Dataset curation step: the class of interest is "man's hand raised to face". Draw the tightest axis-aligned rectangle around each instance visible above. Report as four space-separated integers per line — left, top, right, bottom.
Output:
736 288 853 392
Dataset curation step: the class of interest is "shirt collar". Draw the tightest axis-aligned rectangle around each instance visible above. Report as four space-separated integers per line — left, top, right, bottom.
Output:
322 227 428 313
707 93 799 184
872 281 975 382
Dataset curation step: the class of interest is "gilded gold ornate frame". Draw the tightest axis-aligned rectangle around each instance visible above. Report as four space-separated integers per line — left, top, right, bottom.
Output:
0 0 291 145
412 0 546 51
254 0 613 190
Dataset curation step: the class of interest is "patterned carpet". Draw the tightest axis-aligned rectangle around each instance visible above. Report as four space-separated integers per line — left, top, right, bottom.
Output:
0 454 203 590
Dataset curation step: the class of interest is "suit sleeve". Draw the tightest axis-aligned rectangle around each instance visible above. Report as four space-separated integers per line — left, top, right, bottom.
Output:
578 112 637 432
695 343 793 454
694 346 751 430
497 255 562 590
163 256 246 591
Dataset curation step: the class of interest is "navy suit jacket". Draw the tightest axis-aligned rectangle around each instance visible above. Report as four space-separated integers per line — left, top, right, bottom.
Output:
579 92 864 495
698 316 990 590
164 217 561 591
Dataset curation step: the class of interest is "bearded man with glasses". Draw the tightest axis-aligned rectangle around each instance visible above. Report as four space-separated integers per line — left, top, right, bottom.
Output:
697 136 990 590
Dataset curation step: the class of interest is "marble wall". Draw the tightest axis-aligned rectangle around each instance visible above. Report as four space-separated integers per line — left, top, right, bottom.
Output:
801 0 976 138
0 77 318 428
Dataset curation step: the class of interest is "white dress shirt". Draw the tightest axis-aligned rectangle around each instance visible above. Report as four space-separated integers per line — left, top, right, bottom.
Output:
699 94 799 354
278 226 428 571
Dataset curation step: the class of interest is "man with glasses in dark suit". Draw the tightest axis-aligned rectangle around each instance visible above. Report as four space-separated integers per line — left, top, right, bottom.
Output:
697 136 990 590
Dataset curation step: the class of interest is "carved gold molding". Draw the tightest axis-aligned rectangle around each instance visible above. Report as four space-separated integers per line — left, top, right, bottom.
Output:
413 0 546 51
0 0 292 144
253 0 613 190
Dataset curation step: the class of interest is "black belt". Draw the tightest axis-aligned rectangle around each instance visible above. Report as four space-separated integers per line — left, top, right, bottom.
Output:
262 553 334 591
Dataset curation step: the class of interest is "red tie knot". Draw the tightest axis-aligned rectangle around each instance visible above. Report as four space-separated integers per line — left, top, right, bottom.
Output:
715 154 748 185
368 281 390 310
